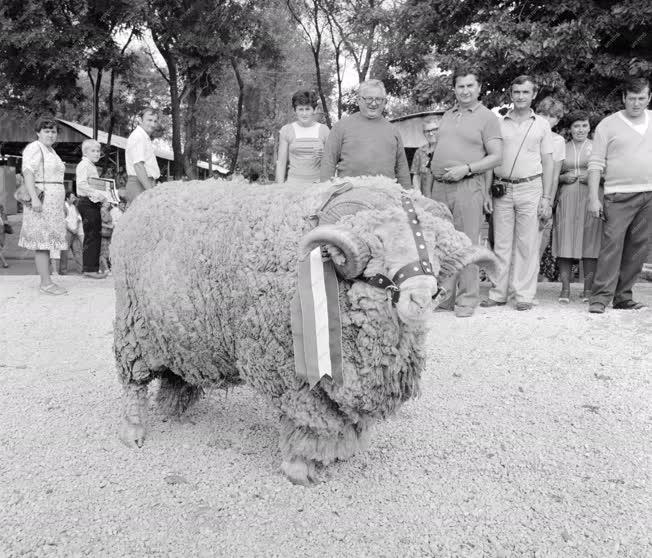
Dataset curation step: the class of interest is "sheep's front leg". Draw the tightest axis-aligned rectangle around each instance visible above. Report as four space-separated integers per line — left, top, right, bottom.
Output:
276 387 372 485
119 383 149 448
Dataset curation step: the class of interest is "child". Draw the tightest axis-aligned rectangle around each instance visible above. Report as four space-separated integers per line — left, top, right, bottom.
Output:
99 201 113 274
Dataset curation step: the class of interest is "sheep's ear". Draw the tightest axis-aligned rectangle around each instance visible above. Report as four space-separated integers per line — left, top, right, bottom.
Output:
299 224 371 279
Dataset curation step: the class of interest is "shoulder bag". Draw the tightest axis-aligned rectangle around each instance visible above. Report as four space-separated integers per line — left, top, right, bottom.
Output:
14 144 47 207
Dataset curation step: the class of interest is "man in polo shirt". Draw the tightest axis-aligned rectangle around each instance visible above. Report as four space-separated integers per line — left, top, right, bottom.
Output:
125 108 161 205
587 76 652 313
481 75 553 311
320 79 411 188
430 67 503 317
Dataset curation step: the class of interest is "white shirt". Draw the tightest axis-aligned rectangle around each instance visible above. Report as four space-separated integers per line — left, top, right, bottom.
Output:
617 110 649 135
125 125 160 179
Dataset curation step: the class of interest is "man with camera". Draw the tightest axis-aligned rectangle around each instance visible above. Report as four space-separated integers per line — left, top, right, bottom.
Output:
429 67 503 318
481 75 554 311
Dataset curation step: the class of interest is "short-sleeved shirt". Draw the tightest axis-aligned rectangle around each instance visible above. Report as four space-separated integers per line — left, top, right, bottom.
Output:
22 141 65 184
125 125 160 179
75 157 100 199
551 132 566 163
279 122 330 183
431 103 502 175
495 109 553 179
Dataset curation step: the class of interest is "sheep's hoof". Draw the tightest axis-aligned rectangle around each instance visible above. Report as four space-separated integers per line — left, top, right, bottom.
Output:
119 419 146 448
281 458 319 486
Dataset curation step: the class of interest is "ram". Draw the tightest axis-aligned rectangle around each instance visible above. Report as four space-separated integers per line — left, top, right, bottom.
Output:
113 176 496 484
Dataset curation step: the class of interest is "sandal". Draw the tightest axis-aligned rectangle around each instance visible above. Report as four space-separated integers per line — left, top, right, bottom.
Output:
613 300 646 310
39 283 67 296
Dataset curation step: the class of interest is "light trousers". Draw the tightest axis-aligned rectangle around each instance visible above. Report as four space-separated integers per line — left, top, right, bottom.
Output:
431 175 484 309
489 180 542 303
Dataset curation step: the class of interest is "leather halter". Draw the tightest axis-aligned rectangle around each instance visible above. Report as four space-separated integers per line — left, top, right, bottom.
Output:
357 194 440 305
309 183 445 306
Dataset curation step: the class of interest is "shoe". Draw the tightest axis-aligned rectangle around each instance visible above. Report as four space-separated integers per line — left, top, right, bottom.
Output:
558 288 570 304
40 283 67 296
480 299 506 308
516 302 533 311
613 300 647 310
588 302 605 314
581 291 590 303
454 306 475 318
84 271 107 279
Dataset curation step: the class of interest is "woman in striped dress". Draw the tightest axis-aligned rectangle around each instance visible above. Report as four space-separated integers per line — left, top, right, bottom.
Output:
275 90 330 185
553 111 602 302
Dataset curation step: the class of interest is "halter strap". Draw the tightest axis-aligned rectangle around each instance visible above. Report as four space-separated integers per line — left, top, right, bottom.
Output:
357 194 437 304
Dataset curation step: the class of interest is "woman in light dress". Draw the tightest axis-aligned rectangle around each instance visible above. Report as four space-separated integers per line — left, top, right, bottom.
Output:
18 117 68 295
275 90 330 184
553 111 603 303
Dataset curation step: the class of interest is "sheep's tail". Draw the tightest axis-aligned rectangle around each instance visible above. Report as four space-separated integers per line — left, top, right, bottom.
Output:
155 369 204 417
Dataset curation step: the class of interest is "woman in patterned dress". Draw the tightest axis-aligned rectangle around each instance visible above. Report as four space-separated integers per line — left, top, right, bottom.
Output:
553 111 602 303
275 90 330 184
18 117 68 295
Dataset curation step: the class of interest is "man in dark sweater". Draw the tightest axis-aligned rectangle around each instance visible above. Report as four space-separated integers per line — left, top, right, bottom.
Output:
319 80 411 189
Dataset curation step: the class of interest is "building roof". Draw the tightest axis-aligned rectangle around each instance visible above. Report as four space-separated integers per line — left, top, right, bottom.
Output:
389 110 445 148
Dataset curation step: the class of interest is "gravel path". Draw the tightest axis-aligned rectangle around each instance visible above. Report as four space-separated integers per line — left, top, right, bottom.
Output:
1 276 650 557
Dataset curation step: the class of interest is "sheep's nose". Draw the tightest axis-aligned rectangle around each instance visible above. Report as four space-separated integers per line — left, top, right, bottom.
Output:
410 293 430 310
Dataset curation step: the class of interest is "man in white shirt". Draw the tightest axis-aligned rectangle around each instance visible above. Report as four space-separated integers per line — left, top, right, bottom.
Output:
125 108 161 205
481 75 554 311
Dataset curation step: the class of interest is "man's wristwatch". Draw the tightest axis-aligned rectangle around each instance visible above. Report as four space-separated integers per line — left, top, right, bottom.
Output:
466 164 473 176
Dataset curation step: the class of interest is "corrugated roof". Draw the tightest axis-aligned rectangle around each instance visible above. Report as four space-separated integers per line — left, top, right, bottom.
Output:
56 118 228 174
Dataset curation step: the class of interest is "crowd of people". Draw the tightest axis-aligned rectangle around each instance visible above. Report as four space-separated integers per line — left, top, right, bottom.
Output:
13 75 651 313
275 73 651 315
15 108 159 294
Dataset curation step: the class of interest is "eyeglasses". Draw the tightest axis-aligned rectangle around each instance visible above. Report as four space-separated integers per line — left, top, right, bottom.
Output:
360 96 386 105
424 128 439 134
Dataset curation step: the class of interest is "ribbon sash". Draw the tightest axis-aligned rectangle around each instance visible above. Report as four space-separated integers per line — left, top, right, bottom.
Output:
291 247 344 388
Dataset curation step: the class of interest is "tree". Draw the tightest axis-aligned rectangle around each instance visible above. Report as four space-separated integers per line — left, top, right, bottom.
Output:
386 0 652 119
0 0 85 114
285 0 333 127
146 0 259 179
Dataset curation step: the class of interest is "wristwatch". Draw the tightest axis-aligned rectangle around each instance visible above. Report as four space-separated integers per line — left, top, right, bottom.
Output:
466 164 473 176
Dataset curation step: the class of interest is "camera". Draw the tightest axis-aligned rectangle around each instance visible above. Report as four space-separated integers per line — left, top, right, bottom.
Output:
490 180 507 198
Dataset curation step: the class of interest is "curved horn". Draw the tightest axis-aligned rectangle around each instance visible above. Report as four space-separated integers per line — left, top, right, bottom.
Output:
299 224 371 279
438 245 499 282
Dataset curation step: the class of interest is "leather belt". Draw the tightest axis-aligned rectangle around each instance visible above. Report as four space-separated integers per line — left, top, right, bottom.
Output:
495 173 542 184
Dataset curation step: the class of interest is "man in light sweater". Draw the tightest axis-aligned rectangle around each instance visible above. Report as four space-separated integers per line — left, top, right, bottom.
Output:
319 80 411 189
587 76 652 313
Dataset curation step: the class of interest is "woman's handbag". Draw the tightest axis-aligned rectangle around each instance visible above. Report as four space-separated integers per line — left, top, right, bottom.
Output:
14 144 46 207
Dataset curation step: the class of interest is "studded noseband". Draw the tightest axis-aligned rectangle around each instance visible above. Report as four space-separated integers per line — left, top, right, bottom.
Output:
358 194 444 305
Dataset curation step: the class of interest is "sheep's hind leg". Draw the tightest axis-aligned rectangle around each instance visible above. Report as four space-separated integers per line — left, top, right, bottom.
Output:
155 368 204 419
120 382 149 448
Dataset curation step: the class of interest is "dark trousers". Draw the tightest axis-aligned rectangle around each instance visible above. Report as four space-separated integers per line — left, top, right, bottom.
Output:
590 191 652 306
78 197 102 272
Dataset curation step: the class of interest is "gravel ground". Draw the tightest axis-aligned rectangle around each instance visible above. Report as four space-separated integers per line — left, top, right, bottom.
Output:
1 275 650 558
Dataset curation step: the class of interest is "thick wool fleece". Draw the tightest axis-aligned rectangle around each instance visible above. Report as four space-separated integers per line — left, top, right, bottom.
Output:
112 176 471 465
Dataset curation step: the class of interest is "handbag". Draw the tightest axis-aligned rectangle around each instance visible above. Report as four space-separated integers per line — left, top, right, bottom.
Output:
14 143 47 207
491 119 535 198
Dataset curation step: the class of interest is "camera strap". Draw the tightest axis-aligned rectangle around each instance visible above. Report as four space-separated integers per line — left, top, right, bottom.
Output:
505 117 535 182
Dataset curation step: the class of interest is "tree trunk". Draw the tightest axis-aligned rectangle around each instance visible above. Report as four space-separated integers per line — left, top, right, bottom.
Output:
162 52 184 179
312 48 332 128
183 84 198 179
89 68 103 140
103 67 117 174
230 57 245 174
